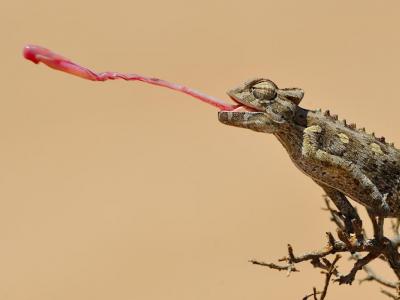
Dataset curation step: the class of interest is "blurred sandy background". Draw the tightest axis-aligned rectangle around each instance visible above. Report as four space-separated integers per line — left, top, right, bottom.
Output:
2 1 400 299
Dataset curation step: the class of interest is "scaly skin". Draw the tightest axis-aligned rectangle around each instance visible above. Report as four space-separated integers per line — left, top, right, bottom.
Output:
219 78 400 227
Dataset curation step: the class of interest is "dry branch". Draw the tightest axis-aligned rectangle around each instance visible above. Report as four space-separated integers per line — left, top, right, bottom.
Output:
250 196 400 299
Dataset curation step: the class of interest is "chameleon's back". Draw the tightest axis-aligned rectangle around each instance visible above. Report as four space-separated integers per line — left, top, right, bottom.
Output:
310 111 400 215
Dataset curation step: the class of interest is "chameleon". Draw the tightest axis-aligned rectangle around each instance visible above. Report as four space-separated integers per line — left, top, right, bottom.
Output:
219 78 400 232
23 45 400 232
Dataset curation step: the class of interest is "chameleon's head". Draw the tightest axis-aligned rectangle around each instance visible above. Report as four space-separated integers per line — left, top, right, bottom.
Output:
218 78 304 133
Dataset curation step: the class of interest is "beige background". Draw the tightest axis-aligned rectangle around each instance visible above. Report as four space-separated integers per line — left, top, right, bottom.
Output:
2 0 400 299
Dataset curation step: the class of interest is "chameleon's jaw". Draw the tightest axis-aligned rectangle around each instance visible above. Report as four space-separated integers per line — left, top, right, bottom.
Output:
219 95 284 133
218 111 278 133
222 95 258 112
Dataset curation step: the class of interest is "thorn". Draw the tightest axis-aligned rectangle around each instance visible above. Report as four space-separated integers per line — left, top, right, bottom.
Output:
343 119 347 126
332 114 338 120
349 123 356 129
360 127 366 132
378 136 386 143
326 232 336 247
324 110 330 116
372 132 376 137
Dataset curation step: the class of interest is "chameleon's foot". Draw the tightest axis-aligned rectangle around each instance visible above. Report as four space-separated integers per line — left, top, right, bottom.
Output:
336 273 355 285
344 217 354 235
343 216 363 239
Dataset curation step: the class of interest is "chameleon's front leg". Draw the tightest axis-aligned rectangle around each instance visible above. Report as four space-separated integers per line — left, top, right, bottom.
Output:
318 183 362 234
367 209 384 239
302 125 390 216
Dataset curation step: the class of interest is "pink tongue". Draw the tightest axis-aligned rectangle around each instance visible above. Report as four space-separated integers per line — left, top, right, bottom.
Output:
23 44 240 111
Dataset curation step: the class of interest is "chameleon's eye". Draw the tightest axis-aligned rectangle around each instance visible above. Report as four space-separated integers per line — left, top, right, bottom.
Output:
251 80 277 101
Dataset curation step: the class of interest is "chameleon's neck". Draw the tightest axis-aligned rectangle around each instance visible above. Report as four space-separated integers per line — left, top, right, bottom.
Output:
293 106 310 127
274 106 310 159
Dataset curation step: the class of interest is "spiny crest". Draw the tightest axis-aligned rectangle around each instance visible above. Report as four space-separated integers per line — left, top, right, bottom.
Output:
374 135 392 146
371 134 391 147
348 123 357 129
322 110 357 130
366 131 392 146
320 109 393 147
367 132 378 140
322 109 339 122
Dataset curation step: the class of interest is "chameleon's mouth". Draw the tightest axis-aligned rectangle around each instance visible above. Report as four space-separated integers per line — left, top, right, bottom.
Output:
225 95 258 112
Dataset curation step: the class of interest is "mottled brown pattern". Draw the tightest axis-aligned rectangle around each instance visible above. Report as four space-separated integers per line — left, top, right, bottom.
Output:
219 79 400 228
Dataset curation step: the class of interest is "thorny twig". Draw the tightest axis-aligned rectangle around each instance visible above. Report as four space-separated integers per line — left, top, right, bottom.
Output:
249 260 299 274
250 196 400 299
320 254 341 299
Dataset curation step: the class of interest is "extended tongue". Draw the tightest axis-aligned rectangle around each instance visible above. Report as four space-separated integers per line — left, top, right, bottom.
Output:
23 44 240 111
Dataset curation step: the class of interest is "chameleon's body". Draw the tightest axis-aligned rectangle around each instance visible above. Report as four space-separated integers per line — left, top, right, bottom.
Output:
218 79 400 224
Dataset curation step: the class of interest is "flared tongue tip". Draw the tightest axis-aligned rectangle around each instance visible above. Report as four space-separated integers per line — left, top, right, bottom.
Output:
23 45 40 64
